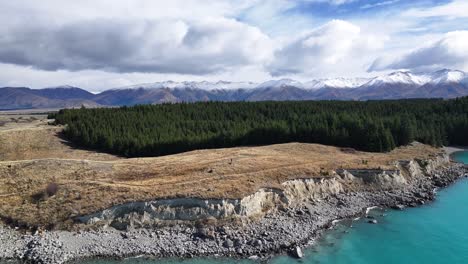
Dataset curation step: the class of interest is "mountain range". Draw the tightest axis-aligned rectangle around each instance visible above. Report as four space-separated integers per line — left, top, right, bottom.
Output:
1 69 468 110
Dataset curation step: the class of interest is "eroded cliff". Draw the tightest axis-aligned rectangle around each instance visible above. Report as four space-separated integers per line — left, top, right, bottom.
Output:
78 153 450 229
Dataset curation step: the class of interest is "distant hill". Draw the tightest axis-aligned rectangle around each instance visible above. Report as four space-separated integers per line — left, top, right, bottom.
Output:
1 69 468 110
31 85 96 100
0 87 100 110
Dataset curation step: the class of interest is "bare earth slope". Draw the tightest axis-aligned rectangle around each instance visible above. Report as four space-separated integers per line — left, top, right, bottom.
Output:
0 115 442 228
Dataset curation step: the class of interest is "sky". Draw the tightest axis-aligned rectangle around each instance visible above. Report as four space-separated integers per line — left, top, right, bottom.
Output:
1 0 468 92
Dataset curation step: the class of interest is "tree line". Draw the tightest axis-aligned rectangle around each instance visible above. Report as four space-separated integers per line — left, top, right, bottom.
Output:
50 98 468 157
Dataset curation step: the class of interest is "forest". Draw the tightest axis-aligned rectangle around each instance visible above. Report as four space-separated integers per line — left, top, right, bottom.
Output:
50 98 468 157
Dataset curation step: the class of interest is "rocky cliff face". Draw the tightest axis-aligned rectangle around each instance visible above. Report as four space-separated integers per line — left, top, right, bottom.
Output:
77 154 450 229
282 177 344 204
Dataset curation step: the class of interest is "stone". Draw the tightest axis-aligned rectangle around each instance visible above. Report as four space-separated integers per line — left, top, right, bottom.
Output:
290 246 303 259
252 239 262 247
222 239 234 248
392 204 405 210
233 238 243 247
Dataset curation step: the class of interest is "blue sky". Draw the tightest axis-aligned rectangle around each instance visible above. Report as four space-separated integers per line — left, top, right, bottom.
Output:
288 0 449 19
239 0 453 32
0 0 467 91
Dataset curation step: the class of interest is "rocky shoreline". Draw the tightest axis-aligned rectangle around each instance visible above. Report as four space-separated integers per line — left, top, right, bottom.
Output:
1 161 467 264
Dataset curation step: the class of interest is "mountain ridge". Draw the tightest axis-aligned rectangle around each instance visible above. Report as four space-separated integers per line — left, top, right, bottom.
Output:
109 69 468 91
1 69 468 110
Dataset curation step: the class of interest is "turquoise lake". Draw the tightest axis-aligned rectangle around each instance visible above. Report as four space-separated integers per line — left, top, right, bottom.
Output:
85 151 468 264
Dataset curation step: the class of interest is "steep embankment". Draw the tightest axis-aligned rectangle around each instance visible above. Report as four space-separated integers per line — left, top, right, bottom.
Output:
75 152 453 230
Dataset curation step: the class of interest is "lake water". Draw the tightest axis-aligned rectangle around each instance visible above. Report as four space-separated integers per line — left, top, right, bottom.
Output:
78 151 468 264
271 150 468 264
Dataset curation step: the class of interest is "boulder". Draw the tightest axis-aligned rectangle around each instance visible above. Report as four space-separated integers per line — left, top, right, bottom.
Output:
290 246 303 259
392 204 405 210
222 239 234 248
233 238 243 247
196 227 215 240
252 239 262 247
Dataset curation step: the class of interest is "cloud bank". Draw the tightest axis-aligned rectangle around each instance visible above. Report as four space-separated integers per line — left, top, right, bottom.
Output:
268 20 384 76
0 18 273 75
0 0 467 90
369 31 468 72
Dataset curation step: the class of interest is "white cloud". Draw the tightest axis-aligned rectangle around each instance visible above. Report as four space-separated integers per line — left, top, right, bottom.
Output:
369 31 468 72
361 0 400 10
304 0 356 5
403 0 468 19
328 0 355 5
0 0 276 76
0 0 255 22
0 17 273 75
268 20 385 76
0 0 278 89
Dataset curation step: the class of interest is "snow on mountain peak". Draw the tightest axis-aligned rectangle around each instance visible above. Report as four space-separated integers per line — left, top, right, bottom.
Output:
427 69 466 85
112 69 467 92
115 81 258 91
191 81 257 90
364 71 430 87
256 79 304 89
44 85 78 89
304 77 370 89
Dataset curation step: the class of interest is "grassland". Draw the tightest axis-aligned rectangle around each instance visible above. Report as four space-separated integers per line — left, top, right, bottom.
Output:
0 114 442 229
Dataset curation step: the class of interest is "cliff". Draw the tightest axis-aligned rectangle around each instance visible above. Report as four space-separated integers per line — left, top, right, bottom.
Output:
77 153 451 229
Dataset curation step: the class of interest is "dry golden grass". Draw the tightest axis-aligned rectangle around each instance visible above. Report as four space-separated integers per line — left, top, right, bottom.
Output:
0 115 442 229
0 115 119 161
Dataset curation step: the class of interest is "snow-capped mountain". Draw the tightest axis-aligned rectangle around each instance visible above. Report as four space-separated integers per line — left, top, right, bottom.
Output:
304 77 370 89
114 70 467 93
84 70 468 104
110 69 468 93
346 69 468 100
426 69 466 85
1 69 467 110
256 79 304 89
360 69 467 87
363 71 429 87
116 80 258 91
118 77 371 91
